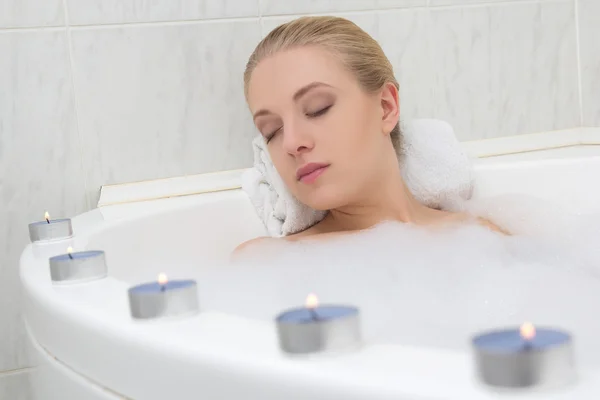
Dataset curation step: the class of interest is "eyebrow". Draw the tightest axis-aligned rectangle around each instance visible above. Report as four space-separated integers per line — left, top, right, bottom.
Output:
252 81 333 121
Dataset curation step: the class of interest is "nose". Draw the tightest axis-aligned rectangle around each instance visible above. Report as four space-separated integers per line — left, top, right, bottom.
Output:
282 119 314 156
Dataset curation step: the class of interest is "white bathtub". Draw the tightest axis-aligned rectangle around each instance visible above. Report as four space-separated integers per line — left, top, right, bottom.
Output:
20 130 600 400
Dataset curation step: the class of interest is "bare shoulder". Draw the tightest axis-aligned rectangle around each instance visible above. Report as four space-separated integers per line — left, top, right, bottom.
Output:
442 212 509 235
232 236 274 257
233 226 322 255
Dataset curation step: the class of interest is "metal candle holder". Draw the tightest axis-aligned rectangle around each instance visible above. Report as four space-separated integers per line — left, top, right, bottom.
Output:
472 325 575 389
29 213 72 243
49 249 107 284
275 295 361 354
128 276 199 320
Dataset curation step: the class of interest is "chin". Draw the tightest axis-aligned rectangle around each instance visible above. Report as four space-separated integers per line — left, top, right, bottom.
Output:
297 186 345 211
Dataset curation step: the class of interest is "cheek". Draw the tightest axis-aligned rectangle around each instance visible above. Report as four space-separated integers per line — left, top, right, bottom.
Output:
269 148 295 182
328 104 384 183
332 102 378 151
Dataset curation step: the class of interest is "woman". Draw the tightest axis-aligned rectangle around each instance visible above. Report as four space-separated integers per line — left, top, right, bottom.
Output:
237 16 503 253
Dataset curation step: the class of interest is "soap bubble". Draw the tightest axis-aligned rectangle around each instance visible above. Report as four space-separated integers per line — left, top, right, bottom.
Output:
197 194 600 366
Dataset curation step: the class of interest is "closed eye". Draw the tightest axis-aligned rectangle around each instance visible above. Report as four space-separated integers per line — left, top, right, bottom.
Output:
266 126 282 143
307 105 332 118
265 104 332 143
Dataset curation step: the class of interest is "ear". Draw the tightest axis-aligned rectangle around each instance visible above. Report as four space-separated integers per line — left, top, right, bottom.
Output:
380 82 400 135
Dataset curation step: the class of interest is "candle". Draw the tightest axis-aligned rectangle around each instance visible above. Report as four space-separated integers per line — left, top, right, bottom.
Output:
472 322 575 389
128 273 199 320
28 211 73 243
275 293 361 354
48 247 107 284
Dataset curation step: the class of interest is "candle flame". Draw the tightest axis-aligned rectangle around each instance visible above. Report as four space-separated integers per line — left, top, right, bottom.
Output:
520 322 536 341
157 273 168 285
44 211 50 223
305 293 319 309
67 246 73 254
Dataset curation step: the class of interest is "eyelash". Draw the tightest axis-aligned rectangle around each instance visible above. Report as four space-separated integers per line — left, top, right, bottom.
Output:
266 105 333 143
307 104 332 118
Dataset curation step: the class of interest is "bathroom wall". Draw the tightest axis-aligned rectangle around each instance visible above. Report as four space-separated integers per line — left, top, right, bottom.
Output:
579 0 600 126
0 0 598 397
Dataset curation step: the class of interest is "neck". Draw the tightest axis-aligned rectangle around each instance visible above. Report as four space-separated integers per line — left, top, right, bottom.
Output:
324 157 433 232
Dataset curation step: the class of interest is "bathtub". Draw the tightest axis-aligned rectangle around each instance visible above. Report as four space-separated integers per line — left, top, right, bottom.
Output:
20 128 600 399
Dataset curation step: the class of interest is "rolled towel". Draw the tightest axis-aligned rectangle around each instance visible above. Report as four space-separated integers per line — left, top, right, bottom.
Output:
400 119 473 209
241 119 473 237
242 137 327 237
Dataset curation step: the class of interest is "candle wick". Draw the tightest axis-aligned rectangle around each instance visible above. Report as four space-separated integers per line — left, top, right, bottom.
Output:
68 253 73 260
160 284 166 292
46 219 50 224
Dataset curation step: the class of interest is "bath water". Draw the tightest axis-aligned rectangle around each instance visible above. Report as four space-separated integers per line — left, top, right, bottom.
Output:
197 194 600 366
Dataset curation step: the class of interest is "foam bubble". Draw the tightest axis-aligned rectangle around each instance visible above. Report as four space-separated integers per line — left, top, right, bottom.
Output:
197 195 600 366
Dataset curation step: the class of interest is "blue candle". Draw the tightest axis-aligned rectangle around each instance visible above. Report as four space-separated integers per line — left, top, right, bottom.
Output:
128 274 199 319
29 212 72 242
49 249 106 283
276 305 358 323
129 279 196 294
473 327 571 352
275 294 361 354
472 323 575 388
51 250 104 262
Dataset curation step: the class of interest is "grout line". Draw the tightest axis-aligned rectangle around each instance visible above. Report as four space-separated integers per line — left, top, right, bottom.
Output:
0 367 35 377
424 4 438 115
0 26 64 34
260 0 556 17
256 0 549 20
61 0 92 210
68 16 261 30
262 7 427 19
258 0 264 38
425 0 566 11
574 0 585 126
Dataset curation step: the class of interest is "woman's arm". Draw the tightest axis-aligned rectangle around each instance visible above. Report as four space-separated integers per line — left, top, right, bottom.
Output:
477 217 510 235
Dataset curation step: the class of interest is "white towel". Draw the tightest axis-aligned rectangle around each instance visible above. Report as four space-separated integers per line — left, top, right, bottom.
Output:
241 119 473 237
400 119 473 209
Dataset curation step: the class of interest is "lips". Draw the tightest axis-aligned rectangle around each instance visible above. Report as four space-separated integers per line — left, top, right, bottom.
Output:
296 163 330 183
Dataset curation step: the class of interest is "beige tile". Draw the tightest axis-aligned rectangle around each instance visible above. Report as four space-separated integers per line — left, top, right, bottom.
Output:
0 31 87 370
430 0 579 140
0 371 32 400
579 0 600 126
260 0 426 16
70 21 261 203
0 0 63 28
65 0 259 25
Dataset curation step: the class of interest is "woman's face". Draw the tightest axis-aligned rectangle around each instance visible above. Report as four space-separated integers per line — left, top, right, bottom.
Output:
247 45 399 210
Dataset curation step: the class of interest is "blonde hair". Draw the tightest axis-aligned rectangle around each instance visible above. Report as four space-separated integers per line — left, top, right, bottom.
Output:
243 16 402 155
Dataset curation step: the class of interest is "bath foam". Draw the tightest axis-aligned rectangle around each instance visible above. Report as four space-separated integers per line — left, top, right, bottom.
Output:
197 195 600 366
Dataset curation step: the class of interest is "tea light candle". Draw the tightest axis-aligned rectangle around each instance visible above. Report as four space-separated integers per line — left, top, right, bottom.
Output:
128 273 199 320
48 247 107 284
29 212 72 243
275 293 361 354
472 322 575 389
